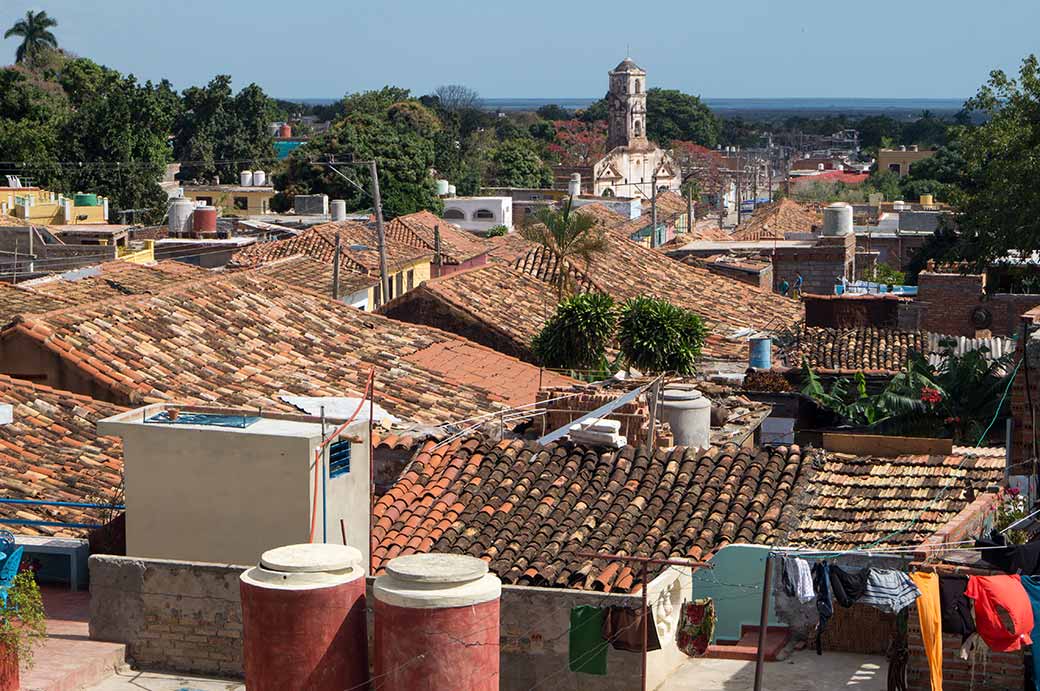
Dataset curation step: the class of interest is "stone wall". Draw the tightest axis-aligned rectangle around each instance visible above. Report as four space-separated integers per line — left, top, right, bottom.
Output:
771 232 855 296
89 555 245 678
803 293 905 329
90 555 692 690
1010 311 1040 470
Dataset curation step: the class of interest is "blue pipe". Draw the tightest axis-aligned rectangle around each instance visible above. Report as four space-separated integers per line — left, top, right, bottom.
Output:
0 518 103 529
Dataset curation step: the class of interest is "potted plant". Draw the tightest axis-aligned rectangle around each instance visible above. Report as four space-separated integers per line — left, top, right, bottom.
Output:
0 571 47 690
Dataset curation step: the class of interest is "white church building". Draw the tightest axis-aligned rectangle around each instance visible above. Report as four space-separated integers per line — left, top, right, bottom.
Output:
592 58 682 200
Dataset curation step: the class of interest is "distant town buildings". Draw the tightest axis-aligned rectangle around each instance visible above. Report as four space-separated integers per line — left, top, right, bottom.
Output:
877 145 936 177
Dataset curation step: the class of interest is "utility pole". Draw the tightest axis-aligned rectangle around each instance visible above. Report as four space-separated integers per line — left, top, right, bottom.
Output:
650 174 658 248
369 160 390 306
332 231 341 301
433 225 443 277
686 187 694 235
735 154 743 227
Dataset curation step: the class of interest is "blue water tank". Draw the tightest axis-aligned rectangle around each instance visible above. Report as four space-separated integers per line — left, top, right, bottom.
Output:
749 336 772 369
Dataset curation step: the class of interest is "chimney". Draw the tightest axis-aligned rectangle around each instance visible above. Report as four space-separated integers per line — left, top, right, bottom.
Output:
568 173 582 197
98 404 371 566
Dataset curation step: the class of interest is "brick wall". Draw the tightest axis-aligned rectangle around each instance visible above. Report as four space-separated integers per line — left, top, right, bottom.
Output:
803 293 905 329
1010 309 1040 470
856 234 929 270
89 555 245 678
537 385 673 447
771 232 855 296
915 271 1040 337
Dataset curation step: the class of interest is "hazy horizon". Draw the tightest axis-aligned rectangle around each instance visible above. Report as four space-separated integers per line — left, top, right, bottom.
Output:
1 1 1034 100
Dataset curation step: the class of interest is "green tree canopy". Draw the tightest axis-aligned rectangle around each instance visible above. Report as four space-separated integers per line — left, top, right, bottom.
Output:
174 75 275 182
519 198 607 296
645 88 720 147
952 55 1040 263
4 10 58 66
617 297 707 375
488 139 552 188
531 292 617 373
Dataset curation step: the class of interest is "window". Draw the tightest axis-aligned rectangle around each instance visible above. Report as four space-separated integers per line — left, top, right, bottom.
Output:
234 197 248 211
396 272 404 296
888 163 901 174
475 209 495 220
602 188 615 197
443 208 465 220
634 79 641 94
328 439 351 478
634 120 642 137
407 269 414 291
197 196 212 205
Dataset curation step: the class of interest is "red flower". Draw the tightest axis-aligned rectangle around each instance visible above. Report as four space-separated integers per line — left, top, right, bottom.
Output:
920 387 942 404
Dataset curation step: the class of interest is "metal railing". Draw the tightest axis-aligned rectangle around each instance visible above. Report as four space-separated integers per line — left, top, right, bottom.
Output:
0 498 124 530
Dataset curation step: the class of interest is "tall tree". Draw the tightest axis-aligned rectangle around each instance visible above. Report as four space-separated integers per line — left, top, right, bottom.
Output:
520 199 608 297
433 84 480 113
488 139 552 188
953 55 1040 264
645 89 720 147
4 10 58 67
174 75 275 182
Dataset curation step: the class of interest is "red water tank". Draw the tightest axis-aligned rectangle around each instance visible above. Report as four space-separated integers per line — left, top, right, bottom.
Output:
240 544 367 691
278 123 292 138
374 553 501 690
192 205 217 235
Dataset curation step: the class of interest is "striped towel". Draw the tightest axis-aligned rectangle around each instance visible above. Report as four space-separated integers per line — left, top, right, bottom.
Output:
859 569 921 613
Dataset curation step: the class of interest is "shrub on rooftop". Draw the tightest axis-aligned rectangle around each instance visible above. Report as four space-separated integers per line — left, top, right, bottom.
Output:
617 297 706 375
0 571 47 676
531 292 616 377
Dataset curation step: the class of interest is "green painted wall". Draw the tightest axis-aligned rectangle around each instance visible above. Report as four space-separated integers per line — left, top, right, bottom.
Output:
693 543 780 642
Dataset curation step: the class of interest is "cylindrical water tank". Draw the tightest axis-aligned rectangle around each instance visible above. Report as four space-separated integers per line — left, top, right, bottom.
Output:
193 205 217 234
568 173 582 197
253 170 267 187
749 335 772 369
892 200 908 211
375 553 501 691
331 199 347 221
447 184 457 196
278 123 292 138
241 544 367 691
658 385 711 450
269 123 280 136
919 194 934 206
168 198 195 236
821 202 852 236
435 179 450 196
240 170 254 187
74 193 99 207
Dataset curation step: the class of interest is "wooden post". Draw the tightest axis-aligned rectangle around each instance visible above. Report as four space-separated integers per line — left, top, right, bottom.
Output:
369 160 390 305
434 225 443 277
332 232 341 301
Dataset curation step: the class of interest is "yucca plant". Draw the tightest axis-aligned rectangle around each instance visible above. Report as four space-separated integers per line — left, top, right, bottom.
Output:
617 297 706 375
531 292 617 377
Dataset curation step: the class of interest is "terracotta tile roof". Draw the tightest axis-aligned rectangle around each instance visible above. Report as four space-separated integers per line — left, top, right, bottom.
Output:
790 326 928 373
385 211 491 264
2 272 572 425
231 221 431 274
486 232 538 265
372 437 811 591
252 255 377 297
730 199 821 242
384 263 557 360
641 191 688 217
507 225 803 360
0 283 69 327
18 260 205 303
786 446 1005 550
572 203 626 226
0 373 125 537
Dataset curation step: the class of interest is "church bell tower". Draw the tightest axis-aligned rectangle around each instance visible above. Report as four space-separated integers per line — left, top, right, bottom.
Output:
606 57 648 151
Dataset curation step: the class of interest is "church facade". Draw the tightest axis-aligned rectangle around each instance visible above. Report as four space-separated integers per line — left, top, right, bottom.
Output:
592 58 682 200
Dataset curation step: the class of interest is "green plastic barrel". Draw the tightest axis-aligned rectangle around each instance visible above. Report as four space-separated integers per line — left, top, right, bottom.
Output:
74 193 99 207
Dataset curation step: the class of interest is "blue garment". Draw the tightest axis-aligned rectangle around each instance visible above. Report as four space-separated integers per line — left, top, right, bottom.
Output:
1021 575 1040 691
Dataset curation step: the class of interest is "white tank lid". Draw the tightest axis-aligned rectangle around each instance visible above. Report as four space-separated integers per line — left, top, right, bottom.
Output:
240 543 364 591
375 553 501 609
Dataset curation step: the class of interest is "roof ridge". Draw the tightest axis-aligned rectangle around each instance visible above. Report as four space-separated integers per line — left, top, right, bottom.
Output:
0 371 129 411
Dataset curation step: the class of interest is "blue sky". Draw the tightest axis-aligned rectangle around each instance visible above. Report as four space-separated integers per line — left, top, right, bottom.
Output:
2 1 1037 100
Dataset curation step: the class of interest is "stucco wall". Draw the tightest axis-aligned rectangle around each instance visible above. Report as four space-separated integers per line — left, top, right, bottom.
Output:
90 555 694 690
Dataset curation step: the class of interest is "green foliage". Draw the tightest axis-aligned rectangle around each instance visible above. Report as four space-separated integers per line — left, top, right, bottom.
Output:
950 54 1040 264
645 88 720 147
536 104 572 121
0 571 47 669
519 198 608 297
801 342 1015 443
387 101 441 138
863 170 902 201
488 139 552 188
531 292 617 374
617 297 706 375
4 10 58 66
871 262 906 286
899 178 952 203
174 75 275 182
485 225 508 237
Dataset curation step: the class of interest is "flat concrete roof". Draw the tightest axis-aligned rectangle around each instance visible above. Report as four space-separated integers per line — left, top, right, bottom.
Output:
98 403 365 440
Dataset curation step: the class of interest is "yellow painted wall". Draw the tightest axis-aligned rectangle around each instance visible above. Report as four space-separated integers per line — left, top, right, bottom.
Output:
4 188 108 224
367 258 432 309
117 240 155 264
183 188 274 216
877 149 936 177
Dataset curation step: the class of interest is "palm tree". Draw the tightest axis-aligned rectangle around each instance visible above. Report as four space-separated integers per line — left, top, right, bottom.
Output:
5 10 59 66
520 197 608 297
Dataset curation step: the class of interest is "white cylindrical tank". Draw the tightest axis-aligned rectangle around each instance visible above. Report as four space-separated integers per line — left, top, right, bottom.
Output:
331 199 347 221
568 173 581 197
435 179 450 196
892 200 908 211
658 385 711 450
253 170 266 187
269 123 280 136
240 170 254 187
822 202 853 237
447 184 456 196
168 197 195 236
